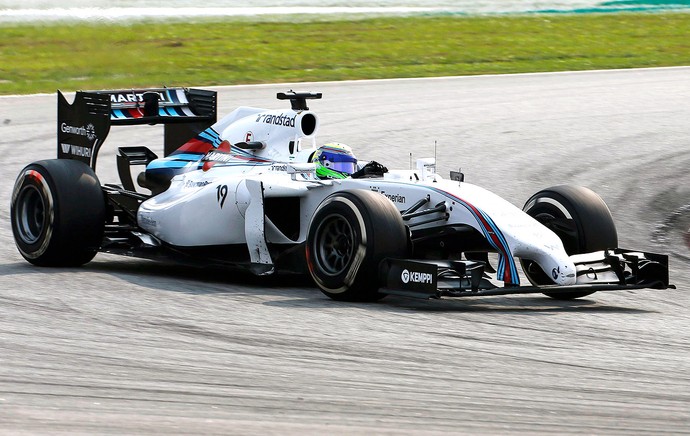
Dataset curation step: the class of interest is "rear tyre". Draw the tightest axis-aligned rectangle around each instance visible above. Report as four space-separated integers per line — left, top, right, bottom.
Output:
11 159 105 267
306 190 408 302
521 185 618 300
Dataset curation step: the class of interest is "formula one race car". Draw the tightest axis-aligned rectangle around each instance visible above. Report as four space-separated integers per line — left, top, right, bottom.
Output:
10 88 674 301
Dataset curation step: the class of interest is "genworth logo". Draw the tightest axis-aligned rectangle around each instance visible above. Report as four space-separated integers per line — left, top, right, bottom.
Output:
86 123 96 141
61 122 97 142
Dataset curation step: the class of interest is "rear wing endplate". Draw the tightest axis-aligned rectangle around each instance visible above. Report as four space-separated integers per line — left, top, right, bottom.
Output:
57 88 217 169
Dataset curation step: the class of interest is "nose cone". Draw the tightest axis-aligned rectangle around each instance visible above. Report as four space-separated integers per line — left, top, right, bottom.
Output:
551 263 577 286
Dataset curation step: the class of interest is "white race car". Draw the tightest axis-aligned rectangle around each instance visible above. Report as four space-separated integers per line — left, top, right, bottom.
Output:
10 88 673 301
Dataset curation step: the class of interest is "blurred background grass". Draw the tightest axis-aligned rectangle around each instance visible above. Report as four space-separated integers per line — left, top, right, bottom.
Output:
1 13 689 94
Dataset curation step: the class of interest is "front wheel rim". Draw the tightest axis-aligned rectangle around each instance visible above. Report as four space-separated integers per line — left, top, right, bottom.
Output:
313 214 355 276
533 211 579 253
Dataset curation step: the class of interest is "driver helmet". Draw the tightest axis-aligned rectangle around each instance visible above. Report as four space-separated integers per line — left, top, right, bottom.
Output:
311 143 358 179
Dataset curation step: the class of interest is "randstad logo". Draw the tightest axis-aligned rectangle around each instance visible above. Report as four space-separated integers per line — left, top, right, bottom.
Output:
401 269 433 284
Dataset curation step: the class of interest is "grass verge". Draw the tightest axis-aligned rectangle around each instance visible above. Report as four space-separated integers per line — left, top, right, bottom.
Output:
1 13 689 95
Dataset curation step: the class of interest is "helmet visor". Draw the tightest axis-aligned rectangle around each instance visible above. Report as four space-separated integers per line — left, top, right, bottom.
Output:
328 161 357 175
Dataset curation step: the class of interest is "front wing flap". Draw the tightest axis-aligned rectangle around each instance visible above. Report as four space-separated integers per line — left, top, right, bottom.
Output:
379 249 675 299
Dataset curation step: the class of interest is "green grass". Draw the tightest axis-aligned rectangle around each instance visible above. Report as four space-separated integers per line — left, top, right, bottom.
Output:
1 13 689 94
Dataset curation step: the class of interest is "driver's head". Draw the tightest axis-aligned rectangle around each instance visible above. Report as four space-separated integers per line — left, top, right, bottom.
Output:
311 143 358 179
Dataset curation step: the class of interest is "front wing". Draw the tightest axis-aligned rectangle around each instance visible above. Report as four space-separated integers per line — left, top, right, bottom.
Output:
379 249 675 299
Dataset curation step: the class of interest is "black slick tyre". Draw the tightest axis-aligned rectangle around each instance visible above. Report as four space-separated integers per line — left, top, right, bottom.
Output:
306 189 408 302
521 185 618 300
11 159 105 267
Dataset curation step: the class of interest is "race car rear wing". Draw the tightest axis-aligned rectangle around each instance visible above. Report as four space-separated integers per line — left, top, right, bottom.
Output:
57 88 216 169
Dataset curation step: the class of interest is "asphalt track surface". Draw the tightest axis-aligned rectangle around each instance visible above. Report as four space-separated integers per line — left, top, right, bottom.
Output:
1 68 689 434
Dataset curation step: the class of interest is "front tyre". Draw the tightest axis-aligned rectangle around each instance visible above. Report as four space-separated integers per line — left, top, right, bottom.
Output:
11 159 105 267
306 190 408 302
521 185 618 300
